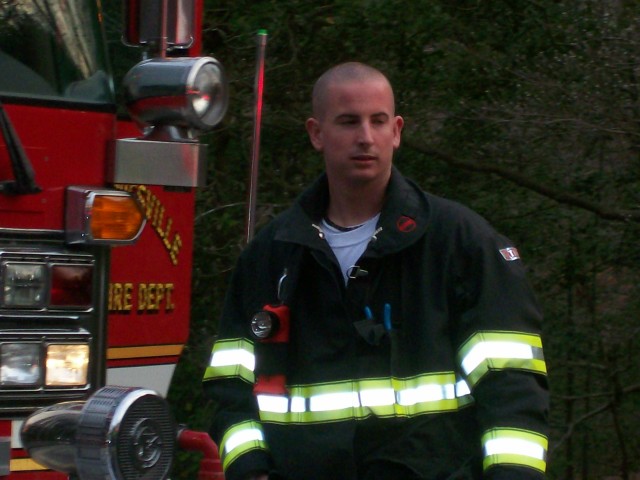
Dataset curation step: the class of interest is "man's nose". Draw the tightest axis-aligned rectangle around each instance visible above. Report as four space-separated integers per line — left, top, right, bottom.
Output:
357 122 374 145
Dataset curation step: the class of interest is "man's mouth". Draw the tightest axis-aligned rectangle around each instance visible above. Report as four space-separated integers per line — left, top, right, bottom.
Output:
351 154 376 161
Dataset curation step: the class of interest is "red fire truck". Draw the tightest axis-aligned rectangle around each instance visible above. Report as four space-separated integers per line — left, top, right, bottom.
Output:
0 1 227 478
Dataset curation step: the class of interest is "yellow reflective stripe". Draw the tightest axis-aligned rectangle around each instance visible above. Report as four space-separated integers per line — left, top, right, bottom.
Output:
258 373 474 424
482 428 548 473
203 338 255 384
220 420 268 470
457 331 547 388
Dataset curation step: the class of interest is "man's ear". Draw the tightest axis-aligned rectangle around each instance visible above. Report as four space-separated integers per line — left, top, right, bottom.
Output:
393 115 404 149
305 117 323 151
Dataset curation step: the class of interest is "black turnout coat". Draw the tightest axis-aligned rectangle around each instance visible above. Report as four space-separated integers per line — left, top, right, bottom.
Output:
203 168 549 480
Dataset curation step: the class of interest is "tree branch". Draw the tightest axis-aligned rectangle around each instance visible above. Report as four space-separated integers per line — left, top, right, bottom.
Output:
404 137 640 223
550 382 640 454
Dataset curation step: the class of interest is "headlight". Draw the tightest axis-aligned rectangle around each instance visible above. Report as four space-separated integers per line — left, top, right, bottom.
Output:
1 256 94 310
3 263 46 308
0 342 90 389
0 343 40 385
123 56 228 136
46 344 90 386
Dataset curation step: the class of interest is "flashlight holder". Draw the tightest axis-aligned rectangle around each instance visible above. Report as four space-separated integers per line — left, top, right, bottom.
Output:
257 304 289 343
253 304 290 396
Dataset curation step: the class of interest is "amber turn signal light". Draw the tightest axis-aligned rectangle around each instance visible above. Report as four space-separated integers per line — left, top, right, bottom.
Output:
90 194 144 241
66 187 146 245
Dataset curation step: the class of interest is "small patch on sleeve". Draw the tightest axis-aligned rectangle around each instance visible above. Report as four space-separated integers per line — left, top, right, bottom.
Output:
499 247 520 261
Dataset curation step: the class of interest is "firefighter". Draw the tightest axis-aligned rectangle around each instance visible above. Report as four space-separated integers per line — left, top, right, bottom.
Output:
203 62 549 480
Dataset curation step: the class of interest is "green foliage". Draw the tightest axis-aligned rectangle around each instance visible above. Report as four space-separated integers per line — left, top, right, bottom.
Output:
162 1 640 478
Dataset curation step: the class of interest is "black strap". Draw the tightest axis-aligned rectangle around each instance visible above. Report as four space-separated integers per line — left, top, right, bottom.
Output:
275 244 305 306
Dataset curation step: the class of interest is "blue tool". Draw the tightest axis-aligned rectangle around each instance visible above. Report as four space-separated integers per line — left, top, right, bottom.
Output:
364 306 374 320
383 303 392 331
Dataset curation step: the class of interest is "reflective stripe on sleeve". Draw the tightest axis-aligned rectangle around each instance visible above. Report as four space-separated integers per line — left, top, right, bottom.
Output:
482 427 548 473
457 331 547 388
220 420 268 471
257 372 474 424
202 338 255 384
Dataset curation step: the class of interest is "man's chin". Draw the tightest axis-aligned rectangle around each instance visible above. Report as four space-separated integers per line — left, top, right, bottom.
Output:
344 168 390 187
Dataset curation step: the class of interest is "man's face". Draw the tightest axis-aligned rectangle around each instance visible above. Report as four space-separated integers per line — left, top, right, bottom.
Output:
306 79 403 188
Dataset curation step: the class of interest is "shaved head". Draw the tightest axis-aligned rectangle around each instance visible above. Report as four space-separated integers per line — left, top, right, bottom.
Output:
305 61 403 206
311 62 395 119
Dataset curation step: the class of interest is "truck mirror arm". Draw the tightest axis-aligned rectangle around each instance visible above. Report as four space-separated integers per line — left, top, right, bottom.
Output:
0 100 41 195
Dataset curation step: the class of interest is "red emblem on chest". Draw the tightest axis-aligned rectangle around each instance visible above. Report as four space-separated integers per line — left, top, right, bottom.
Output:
396 216 417 233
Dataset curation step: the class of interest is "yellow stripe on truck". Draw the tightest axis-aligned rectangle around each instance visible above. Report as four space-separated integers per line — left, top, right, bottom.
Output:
10 458 47 472
107 344 184 360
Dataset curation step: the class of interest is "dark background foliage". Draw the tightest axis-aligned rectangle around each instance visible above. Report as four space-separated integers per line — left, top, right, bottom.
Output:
109 1 640 478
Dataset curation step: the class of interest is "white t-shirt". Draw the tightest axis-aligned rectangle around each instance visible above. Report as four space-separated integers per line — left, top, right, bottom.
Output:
321 214 380 284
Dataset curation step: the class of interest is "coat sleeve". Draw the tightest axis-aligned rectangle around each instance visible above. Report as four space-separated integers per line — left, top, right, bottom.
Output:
202 250 274 480
450 209 550 479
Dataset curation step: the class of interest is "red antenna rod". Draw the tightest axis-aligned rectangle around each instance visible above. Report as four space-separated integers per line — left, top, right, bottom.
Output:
245 29 268 244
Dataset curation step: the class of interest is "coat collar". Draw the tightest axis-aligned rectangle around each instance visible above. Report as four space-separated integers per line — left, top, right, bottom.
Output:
274 166 430 255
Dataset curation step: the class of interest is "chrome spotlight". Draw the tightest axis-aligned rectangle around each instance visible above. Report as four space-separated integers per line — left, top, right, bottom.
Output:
123 57 228 140
21 386 177 480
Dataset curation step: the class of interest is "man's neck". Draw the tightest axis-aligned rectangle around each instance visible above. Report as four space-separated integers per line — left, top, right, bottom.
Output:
326 178 387 228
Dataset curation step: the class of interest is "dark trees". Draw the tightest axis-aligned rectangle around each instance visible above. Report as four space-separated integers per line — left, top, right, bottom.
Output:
170 1 640 478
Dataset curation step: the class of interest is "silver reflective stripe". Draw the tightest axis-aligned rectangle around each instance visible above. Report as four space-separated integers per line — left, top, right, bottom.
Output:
462 341 534 375
397 383 455 406
257 373 473 423
482 427 548 473
202 338 256 383
291 395 306 412
360 387 395 407
225 428 265 454
210 348 255 371
456 378 471 397
484 438 545 460
220 420 268 471
257 394 289 413
310 391 360 412
457 331 547 388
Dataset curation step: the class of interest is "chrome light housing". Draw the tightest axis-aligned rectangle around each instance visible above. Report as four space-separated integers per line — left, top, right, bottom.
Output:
21 386 176 480
123 57 228 139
